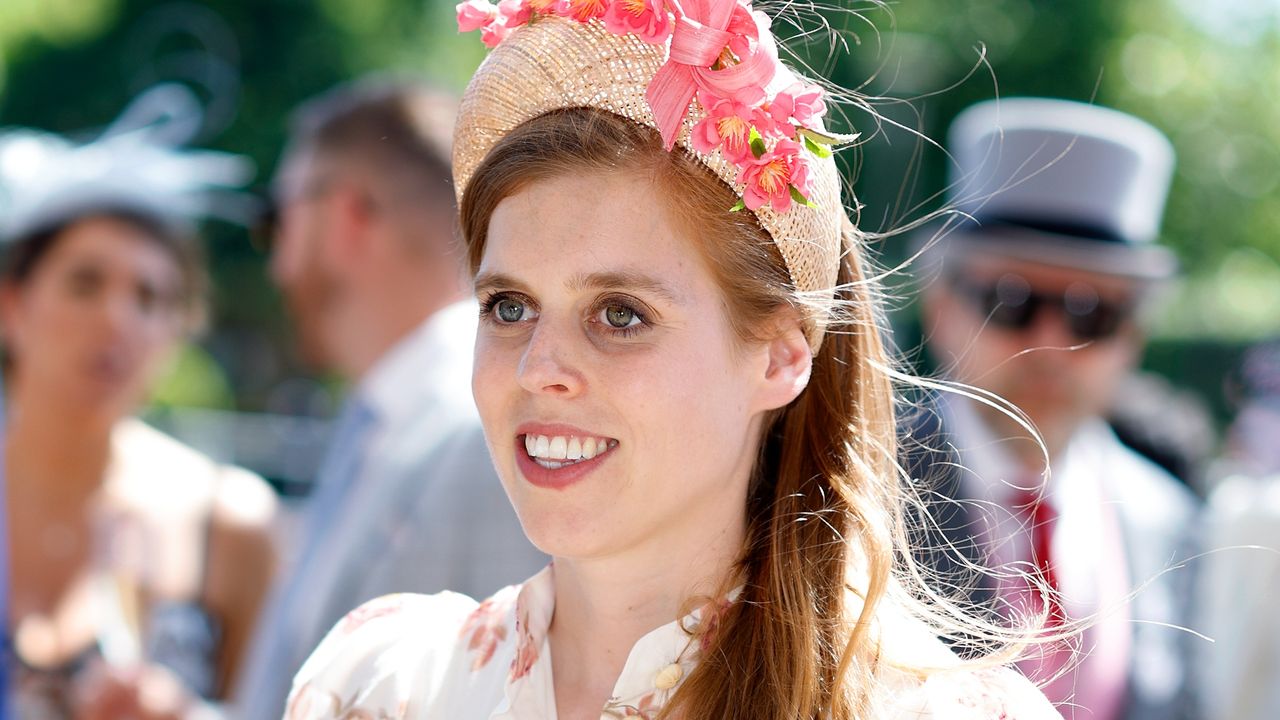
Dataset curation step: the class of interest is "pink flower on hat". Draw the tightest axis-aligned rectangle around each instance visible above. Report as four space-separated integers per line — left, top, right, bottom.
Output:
691 91 773 164
739 139 814 213
464 0 532 46
722 2 761 64
646 3 782 160
475 0 531 47
561 0 608 22
480 21 511 48
698 5 777 108
766 82 827 136
603 0 672 45
457 0 498 32
498 0 533 25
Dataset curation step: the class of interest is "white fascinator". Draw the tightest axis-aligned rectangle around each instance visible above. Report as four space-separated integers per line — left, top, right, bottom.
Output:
0 82 255 244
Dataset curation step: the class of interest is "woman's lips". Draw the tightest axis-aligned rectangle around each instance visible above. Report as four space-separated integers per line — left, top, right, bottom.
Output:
513 426 618 490
85 349 134 386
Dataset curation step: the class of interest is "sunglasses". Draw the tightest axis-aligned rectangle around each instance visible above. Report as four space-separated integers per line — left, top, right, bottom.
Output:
947 272 1135 341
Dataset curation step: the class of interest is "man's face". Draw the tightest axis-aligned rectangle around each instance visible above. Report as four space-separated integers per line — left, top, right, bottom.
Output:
924 252 1147 457
270 150 340 370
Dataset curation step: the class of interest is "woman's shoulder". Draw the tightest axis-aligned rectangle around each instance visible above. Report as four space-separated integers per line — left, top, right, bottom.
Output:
887 665 1061 720
287 585 524 719
294 591 481 676
109 418 276 519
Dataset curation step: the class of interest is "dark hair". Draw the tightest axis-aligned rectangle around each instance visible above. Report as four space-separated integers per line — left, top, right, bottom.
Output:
287 77 459 215
3 208 208 332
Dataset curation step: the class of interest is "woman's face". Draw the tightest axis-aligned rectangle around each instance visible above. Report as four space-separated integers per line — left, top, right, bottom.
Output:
473 170 786 562
1 216 186 420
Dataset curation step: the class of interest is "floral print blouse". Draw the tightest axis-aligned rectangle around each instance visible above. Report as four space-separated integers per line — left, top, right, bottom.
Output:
285 566 1061 719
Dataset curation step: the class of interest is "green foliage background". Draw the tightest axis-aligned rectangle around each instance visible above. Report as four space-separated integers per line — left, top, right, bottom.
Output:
0 0 1275 418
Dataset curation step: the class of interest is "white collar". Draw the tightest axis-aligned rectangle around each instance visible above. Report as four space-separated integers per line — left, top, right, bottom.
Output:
942 394 1044 508
944 395 1120 513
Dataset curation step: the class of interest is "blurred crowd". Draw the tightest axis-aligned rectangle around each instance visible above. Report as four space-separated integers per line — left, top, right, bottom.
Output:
0 20 1278 720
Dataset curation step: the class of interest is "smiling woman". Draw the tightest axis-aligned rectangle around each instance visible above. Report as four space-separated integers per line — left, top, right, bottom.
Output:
285 4 1064 720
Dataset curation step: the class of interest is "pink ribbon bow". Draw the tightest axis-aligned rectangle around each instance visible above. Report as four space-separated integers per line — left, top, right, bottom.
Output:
645 0 781 150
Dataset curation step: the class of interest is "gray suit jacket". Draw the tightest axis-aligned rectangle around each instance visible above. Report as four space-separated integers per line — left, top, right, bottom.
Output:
904 397 1201 720
233 309 547 720
326 415 543 611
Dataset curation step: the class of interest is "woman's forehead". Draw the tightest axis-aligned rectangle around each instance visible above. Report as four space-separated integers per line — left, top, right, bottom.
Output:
479 173 706 297
491 172 667 236
46 218 180 278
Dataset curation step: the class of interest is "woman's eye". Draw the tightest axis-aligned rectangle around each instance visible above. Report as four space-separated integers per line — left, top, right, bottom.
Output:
602 304 640 329
136 284 159 314
67 269 103 298
495 297 527 323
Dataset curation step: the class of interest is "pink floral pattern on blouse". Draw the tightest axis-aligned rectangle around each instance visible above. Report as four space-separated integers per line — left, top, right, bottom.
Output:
340 594 411 636
284 566 1063 720
460 589 516 671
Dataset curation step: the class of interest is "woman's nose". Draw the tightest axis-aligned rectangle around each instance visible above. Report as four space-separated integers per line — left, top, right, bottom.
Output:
515 321 585 397
99 290 134 332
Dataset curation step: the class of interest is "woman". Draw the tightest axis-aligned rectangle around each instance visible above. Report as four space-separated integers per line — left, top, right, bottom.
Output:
2 196 276 712
287 3 1061 718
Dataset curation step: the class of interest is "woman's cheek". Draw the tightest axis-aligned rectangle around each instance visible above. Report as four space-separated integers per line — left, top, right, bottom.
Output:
472 335 515 417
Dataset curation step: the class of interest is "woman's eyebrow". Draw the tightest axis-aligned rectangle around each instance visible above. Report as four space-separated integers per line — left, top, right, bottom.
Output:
472 272 531 297
474 270 686 306
568 271 685 305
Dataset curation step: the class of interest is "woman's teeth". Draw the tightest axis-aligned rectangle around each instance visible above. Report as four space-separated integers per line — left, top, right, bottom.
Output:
524 434 617 468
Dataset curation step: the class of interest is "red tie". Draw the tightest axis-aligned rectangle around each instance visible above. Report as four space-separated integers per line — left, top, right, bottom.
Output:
1011 488 1065 627
1006 483 1131 720
1006 486 1076 713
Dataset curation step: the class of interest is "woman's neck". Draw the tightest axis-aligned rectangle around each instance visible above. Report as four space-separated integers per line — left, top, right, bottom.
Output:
548 496 747 720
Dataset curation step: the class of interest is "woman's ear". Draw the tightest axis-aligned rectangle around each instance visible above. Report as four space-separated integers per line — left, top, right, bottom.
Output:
754 312 812 412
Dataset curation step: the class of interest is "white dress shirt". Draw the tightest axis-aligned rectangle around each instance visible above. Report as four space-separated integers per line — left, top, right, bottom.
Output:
942 397 1133 719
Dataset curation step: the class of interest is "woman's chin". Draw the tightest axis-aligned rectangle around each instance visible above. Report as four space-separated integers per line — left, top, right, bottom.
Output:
83 383 142 416
512 505 612 560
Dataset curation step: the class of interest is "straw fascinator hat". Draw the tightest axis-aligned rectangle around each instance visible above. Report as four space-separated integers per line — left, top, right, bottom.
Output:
453 0 855 349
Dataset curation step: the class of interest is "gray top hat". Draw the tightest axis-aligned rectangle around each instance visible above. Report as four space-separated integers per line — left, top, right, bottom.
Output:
946 97 1178 279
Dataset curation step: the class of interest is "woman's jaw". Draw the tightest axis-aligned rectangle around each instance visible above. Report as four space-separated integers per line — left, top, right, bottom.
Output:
514 421 620 490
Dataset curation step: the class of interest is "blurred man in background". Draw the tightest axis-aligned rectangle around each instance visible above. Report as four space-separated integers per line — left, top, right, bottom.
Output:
232 78 545 720
911 98 1200 720
1194 339 1280 720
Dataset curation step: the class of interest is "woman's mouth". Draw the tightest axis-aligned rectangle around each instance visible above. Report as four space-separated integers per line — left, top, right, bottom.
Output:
514 427 619 489
523 433 618 469
86 349 134 386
